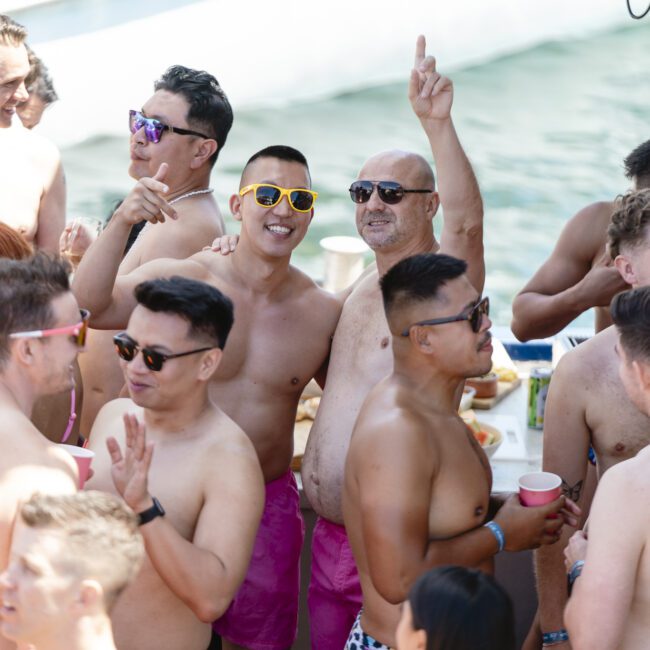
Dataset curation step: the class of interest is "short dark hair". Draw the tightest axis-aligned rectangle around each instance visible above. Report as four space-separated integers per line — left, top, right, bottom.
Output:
607 189 650 258
154 65 233 167
24 45 58 105
624 140 650 188
0 254 70 367
611 286 650 362
380 253 467 318
408 566 515 650
0 14 27 46
242 145 311 185
134 276 234 349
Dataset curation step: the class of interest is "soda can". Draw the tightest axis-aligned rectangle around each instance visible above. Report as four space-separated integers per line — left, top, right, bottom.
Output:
528 367 553 429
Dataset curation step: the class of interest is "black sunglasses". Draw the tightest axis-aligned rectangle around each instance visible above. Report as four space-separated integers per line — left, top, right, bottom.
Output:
129 110 210 144
113 332 215 372
401 296 490 337
349 180 433 205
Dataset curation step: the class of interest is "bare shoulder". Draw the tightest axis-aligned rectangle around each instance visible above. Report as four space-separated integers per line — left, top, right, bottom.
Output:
288 266 343 319
88 398 140 446
21 128 61 167
560 201 615 251
593 451 650 517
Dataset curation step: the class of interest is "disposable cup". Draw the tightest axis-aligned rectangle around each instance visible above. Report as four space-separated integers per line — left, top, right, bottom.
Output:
320 236 369 292
59 444 95 488
518 471 562 507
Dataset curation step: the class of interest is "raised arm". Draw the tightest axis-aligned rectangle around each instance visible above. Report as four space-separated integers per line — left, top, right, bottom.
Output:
565 461 644 649
354 417 567 605
534 352 592 649
107 415 265 622
34 153 65 254
511 202 626 341
409 35 484 292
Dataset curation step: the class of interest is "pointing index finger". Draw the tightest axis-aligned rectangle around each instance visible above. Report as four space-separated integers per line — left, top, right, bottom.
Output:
414 34 426 69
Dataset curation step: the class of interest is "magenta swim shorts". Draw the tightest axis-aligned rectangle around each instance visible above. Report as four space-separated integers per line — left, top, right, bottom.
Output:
212 470 304 650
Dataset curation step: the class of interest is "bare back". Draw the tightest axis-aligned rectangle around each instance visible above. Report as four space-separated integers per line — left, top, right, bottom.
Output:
343 378 492 646
86 397 260 650
302 270 392 522
79 199 225 436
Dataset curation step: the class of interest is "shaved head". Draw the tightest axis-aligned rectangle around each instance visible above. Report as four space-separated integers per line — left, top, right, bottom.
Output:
359 150 435 190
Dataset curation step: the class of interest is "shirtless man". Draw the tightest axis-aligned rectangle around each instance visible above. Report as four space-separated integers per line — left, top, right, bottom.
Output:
79 64 232 436
0 491 144 650
533 189 650 650
0 254 81 650
85 276 263 650
511 139 650 340
562 285 650 650
343 253 576 649
301 36 485 650
0 15 64 254
73 145 341 650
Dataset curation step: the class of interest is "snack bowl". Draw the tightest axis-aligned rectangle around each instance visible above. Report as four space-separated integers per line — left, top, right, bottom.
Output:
477 423 503 459
459 385 476 412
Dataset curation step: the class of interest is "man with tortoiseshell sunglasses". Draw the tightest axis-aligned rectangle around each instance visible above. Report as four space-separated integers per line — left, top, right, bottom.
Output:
77 64 233 443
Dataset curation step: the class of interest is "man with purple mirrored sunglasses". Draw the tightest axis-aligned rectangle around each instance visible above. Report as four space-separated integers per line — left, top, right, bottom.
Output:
75 65 234 446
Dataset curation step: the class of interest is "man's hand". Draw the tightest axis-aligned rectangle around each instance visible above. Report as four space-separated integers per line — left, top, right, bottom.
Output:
106 413 155 512
576 252 629 308
113 163 178 226
564 530 588 571
495 494 581 551
204 233 239 255
59 220 99 265
408 35 453 122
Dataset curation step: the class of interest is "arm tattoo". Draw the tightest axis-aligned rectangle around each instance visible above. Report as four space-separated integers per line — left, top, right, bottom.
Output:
561 479 583 502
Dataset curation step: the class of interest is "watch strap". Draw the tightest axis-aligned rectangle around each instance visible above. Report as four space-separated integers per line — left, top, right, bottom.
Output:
138 496 165 526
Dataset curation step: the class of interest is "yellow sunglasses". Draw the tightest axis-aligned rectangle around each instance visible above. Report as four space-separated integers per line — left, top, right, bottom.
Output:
239 183 318 213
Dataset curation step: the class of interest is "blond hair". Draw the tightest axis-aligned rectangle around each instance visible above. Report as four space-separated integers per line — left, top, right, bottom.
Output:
0 15 26 47
607 189 650 259
21 491 144 610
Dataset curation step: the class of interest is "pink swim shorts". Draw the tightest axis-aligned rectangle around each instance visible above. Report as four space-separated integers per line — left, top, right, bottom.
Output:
212 470 304 650
308 516 362 650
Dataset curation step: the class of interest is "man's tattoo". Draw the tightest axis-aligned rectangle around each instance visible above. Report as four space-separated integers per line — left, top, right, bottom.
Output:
561 479 583 502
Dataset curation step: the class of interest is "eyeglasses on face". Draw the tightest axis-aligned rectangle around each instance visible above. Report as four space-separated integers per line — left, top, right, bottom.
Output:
113 332 215 372
349 180 433 205
9 309 90 348
401 296 490 337
239 183 318 213
129 109 210 144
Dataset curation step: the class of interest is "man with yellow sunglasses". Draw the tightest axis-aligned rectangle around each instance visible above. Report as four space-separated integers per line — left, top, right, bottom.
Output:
72 144 341 650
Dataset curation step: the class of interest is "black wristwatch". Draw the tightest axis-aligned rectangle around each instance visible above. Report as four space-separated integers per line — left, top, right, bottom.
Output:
138 496 165 526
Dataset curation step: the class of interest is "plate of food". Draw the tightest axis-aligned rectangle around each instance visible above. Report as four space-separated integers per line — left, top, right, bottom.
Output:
461 410 503 459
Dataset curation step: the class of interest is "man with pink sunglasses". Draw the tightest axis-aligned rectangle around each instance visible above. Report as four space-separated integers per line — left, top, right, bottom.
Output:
0 254 83 650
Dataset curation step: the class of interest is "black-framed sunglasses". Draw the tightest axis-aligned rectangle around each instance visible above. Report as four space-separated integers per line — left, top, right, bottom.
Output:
129 109 211 144
401 296 490 337
113 332 215 372
349 180 433 205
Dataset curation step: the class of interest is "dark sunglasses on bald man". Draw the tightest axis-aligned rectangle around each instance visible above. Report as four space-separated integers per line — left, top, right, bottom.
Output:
401 296 490 337
113 332 215 372
129 109 211 144
349 180 433 205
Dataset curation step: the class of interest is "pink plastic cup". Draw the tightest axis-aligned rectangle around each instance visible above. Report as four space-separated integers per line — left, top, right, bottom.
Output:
518 471 562 507
59 444 95 488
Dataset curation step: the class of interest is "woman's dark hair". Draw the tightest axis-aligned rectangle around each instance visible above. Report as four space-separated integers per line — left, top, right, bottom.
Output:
134 276 234 349
408 566 515 650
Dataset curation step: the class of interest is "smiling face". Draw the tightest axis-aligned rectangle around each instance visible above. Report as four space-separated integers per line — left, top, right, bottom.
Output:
232 156 313 258
129 89 202 184
355 151 438 252
32 292 83 396
0 523 79 646
119 305 219 410
0 43 30 128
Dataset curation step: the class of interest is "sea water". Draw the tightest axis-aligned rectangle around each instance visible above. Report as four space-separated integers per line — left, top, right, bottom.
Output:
10 1 650 329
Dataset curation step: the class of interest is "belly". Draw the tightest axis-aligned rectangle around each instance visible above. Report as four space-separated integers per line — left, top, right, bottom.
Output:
112 564 211 650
